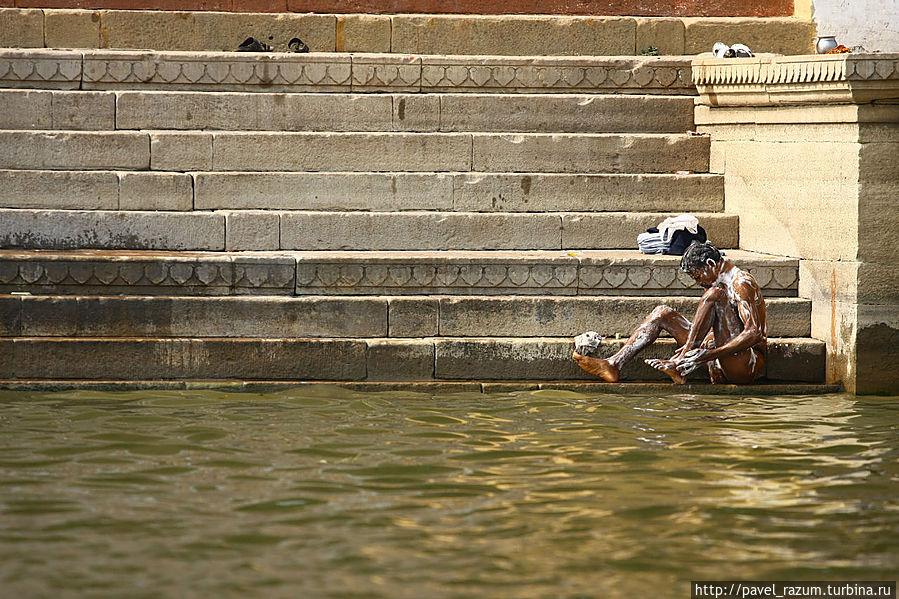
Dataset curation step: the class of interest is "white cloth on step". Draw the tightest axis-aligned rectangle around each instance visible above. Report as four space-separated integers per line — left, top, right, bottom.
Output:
657 213 699 243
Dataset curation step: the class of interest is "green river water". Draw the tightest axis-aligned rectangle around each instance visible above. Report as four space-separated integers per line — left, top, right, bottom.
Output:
0 387 896 598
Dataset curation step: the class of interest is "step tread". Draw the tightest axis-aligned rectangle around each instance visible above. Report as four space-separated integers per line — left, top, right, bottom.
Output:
0 249 799 297
1 336 827 383
1 49 699 93
2 294 812 339
0 89 698 134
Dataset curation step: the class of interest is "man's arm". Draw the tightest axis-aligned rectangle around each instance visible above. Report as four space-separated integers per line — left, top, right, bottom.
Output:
674 277 765 372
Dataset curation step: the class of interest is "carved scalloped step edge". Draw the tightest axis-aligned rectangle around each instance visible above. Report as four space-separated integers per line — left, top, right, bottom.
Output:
0 49 697 93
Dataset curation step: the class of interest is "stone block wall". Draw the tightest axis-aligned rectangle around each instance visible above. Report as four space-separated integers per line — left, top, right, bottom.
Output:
0 7 818 54
693 54 899 394
0 0 796 17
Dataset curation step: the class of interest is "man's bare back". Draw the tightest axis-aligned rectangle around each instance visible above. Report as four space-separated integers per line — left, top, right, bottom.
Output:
573 242 767 385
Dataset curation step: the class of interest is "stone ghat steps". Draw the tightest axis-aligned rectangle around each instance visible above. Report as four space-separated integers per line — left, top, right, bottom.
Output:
0 2 797 18
0 295 812 338
0 249 799 296
0 379 843 396
1 336 825 382
1 170 724 213
2 49 702 94
0 209 739 251
2 11 814 56
0 130 711 174
1 90 698 134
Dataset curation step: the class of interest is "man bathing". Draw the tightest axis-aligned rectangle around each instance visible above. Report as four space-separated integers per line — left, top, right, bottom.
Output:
573 242 767 385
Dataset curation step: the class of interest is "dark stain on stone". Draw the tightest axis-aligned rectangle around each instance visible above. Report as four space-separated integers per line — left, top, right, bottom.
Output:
520 175 532 195
397 98 406 121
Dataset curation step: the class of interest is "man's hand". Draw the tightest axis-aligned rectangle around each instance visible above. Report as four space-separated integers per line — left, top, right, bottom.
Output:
673 347 710 376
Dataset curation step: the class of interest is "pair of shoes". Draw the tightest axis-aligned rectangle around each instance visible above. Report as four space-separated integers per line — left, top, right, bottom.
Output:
712 42 754 58
288 37 309 53
237 36 272 52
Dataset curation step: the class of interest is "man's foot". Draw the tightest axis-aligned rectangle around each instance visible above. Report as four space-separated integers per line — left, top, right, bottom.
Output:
573 352 620 382
645 359 686 385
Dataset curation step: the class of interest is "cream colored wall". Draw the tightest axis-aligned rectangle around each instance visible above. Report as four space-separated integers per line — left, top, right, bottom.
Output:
811 0 899 52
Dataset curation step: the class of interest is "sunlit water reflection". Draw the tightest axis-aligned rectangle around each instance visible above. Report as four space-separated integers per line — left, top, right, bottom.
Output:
1 388 896 598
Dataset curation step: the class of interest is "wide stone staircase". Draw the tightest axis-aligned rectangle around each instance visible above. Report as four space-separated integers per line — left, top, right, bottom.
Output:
0 47 828 387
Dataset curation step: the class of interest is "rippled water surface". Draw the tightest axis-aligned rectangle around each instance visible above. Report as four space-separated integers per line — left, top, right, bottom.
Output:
1 388 897 598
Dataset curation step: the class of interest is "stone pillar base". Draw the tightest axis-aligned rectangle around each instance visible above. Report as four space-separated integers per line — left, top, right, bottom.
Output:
693 53 899 394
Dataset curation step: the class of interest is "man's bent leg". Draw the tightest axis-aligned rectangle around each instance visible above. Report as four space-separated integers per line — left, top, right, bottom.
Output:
646 288 727 384
574 304 691 382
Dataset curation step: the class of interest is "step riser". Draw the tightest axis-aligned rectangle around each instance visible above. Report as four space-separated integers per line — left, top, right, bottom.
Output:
0 210 738 251
0 337 826 383
0 50 698 93
0 90 696 134
0 131 710 174
1 13 813 57
0 250 799 297
0 170 725 213
0 296 812 338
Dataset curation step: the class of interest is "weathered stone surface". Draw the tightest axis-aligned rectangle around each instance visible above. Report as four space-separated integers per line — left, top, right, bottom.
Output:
854 305 899 395
99 11 337 52
0 9 43 48
388 297 438 336
211 132 472 172
693 52 899 106
294 250 582 296
721 139 859 261
0 90 114 130
337 14 390 53
0 90 51 128
420 55 694 94
0 209 225 250
366 339 435 380
83 50 352 92
684 18 816 56
435 336 826 382
561 212 738 249
800 260 899 306
50 90 116 129
472 133 710 174
392 94 439 132
1 338 368 380
231 253 297 295
116 91 395 131
288 249 798 296
150 132 213 172
636 17 685 56
453 173 723 212
7 295 388 338
45 9 100 48
391 15 636 56
0 249 799 297
766 338 827 383
436 296 811 337
118 172 193 211
0 131 149 170
194 172 454 211
280 212 562 250
351 53 421 92
858 141 899 264
0 49 83 89
224 210 280 251
0 170 118 209
439 94 694 133
0 250 238 295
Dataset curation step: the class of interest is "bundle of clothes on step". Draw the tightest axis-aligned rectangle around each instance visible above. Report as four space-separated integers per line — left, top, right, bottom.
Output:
637 213 707 256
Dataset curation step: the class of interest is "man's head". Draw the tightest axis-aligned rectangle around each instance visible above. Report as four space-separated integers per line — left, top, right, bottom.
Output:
680 242 723 287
